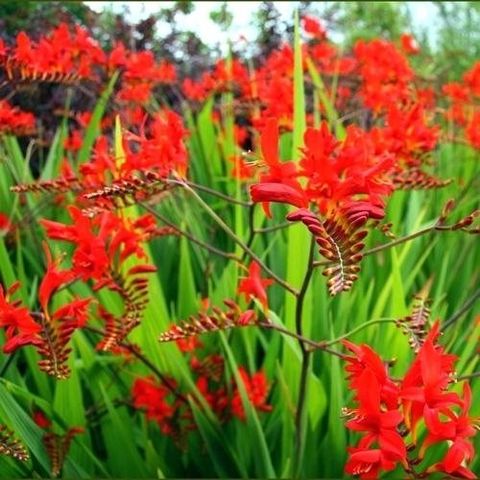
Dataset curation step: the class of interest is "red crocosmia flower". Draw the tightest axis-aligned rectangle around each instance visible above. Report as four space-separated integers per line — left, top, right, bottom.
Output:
123 109 188 178
343 340 399 409
238 261 274 310
443 82 470 103
0 282 41 353
38 243 75 312
400 321 461 440
383 104 439 164
345 447 402 480
230 155 255 180
196 376 229 416
107 41 127 71
299 123 393 217
463 61 480 97
466 111 480 149
33 410 51 429
344 370 406 462
41 206 110 282
52 298 91 328
132 377 176 435
343 349 407 479
0 100 36 136
302 15 326 39
231 368 271 420
250 118 306 216
422 383 479 478
9 24 105 83
250 183 308 216
176 336 202 353
400 33 420 55
64 130 83 152
117 83 152 103
0 212 11 234
354 39 414 112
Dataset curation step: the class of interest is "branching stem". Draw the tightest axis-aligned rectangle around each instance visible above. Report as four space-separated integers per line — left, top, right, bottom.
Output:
179 178 299 296
166 178 251 207
85 326 188 404
293 237 315 478
140 202 242 263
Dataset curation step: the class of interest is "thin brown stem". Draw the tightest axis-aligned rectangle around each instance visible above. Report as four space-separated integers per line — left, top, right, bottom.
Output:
180 179 299 296
140 202 242 263
85 326 188 404
442 288 480 330
457 371 480 381
254 221 292 234
241 203 256 262
294 238 316 477
166 178 251 207
259 321 345 358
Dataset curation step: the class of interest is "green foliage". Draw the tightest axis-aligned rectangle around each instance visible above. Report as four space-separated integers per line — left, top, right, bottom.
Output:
0 3 479 479
328 1 409 44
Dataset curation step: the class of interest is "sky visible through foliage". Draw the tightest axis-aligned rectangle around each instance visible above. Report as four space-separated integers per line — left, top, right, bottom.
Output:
85 1 440 51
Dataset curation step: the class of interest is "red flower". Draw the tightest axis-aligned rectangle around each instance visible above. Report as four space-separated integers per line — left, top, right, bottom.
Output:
400 33 420 55
0 100 36 136
41 206 110 282
231 368 271 420
33 410 51 429
249 118 306 216
196 376 228 416
343 340 399 410
302 15 326 40
0 212 11 234
250 183 308 215
38 243 75 312
423 383 479 478
344 369 406 463
466 111 480 149
52 298 91 328
238 261 274 310
463 61 480 96
354 39 414 112
300 123 393 216
345 447 401 480
400 321 461 440
132 377 176 435
0 282 41 353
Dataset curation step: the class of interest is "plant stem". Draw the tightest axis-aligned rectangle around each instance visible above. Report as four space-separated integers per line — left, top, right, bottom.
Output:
241 203 257 262
166 178 252 207
254 221 292 234
259 321 345 358
457 371 480 381
442 287 480 330
323 318 398 346
260 317 398 356
293 237 315 478
140 202 242 263
84 326 188 404
179 178 299 296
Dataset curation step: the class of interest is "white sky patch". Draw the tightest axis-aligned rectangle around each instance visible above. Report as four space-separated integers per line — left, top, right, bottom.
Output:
85 1 438 52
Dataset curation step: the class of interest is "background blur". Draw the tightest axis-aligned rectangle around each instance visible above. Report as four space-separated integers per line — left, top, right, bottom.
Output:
2 1 480 77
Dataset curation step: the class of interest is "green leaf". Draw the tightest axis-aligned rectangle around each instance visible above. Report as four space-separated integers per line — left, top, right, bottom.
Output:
220 333 276 478
77 71 119 165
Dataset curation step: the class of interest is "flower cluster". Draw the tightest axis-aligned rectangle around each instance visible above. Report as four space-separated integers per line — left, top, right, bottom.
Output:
343 322 478 479
0 100 35 136
443 61 480 149
0 24 105 83
132 362 271 441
